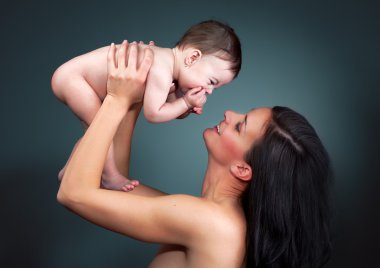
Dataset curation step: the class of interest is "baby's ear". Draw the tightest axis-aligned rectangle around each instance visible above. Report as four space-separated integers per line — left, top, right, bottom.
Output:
185 49 202 67
230 161 252 182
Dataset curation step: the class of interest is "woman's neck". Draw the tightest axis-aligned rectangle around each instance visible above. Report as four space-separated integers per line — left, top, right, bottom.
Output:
201 159 247 207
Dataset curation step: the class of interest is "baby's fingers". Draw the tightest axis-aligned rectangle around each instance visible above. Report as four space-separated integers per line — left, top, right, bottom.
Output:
188 87 203 95
193 107 203 115
199 94 207 105
194 88 206 97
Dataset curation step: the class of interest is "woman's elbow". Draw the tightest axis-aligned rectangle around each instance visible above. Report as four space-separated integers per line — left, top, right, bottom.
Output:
57 187 82 208
57 187 69 207
57 188 67 205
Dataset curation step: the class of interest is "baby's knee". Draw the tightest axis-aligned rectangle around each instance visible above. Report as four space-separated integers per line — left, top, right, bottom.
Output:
51 67 67 101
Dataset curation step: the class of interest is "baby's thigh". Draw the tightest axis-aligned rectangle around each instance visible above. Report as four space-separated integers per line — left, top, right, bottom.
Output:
61 77 103 124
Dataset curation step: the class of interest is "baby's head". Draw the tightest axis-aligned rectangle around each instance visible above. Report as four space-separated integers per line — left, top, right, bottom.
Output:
175 20 242 94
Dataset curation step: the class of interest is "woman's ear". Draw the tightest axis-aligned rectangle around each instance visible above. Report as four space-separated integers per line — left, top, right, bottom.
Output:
230 162 252 181
184 49 202 67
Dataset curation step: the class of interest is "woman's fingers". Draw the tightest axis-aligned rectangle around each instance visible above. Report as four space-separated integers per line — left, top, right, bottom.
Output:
117 40 128 68
106 40 153 104
128 42 138 69
138 48 154 80
107 43 116 72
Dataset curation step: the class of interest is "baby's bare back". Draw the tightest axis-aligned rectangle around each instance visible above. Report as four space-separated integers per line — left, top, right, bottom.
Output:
75 44 156 100
52 43 174 125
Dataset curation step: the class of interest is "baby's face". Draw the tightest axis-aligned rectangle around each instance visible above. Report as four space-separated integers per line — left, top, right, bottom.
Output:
178 55 235 95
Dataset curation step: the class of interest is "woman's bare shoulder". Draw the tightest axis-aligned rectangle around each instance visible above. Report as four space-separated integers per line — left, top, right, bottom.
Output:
167 195 245 240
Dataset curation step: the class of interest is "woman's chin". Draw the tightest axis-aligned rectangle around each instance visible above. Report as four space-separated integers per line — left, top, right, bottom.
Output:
203 127 218 149
203 127 215 139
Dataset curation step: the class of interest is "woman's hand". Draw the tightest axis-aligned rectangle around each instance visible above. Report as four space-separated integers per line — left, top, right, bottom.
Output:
106 40 154 107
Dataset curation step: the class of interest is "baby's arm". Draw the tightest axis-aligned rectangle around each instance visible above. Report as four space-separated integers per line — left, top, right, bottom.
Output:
144 70 207 123
143 65 190 123
165 91 191 119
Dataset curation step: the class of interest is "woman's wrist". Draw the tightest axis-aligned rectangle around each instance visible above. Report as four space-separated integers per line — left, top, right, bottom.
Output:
104 95 132 116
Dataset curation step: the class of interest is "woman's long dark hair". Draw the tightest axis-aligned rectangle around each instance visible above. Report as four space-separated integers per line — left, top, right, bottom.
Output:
242 106 332 267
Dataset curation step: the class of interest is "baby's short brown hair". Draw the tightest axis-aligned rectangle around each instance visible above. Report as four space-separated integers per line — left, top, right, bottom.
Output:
176 20 242 78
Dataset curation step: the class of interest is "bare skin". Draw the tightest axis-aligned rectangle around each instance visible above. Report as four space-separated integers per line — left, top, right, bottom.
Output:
57 42 271 267
52 41 233 190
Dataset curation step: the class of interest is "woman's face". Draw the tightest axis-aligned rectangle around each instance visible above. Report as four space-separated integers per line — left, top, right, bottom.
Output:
204 108 272 164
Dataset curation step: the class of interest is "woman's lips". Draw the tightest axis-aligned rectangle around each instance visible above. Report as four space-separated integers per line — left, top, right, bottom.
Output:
216 124 220 135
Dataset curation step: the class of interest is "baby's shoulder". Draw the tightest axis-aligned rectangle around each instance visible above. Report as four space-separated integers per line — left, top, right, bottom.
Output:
148 50 173 80
147 46 171 68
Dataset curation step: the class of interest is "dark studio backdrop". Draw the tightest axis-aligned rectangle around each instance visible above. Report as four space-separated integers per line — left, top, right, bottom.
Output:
0 0 379 267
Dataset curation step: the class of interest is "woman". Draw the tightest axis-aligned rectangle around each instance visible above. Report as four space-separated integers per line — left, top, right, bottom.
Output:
57 41 332 267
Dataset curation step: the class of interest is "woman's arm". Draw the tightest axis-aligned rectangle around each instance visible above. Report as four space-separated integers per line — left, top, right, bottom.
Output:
113 102 167 196
57 41 146 199
57 41 209 245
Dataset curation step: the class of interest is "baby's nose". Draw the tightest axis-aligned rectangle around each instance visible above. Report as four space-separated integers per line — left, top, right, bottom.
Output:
205 87 214 95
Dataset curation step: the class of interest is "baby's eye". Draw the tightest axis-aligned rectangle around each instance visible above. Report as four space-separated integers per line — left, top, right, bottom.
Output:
235 122 241 132
209 80 215 85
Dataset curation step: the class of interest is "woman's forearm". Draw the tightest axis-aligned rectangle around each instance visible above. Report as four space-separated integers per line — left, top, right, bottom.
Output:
58 40 153 203
113 103 142 177
58 96 131 202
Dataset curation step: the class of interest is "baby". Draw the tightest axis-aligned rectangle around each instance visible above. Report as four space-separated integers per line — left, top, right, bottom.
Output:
52 20 242 191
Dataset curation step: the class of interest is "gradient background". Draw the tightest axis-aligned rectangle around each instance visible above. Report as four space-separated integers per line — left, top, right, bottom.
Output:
1 0 379 267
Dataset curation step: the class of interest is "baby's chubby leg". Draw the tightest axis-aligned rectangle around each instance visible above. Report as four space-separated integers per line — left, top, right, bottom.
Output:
113 103 143 192
52 73 138 191
101 143 139 191
57 138 138 190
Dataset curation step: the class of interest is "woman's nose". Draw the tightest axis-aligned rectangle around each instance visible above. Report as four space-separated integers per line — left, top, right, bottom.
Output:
224 110 232 122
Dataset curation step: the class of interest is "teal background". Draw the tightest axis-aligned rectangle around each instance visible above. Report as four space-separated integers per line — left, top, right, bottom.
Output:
1 0 379 267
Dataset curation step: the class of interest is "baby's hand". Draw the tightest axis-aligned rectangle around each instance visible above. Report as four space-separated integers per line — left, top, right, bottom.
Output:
192 107 203 115
184 87 207 108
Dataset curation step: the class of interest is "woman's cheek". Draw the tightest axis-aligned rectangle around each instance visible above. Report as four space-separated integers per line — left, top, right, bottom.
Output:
221 134 245 160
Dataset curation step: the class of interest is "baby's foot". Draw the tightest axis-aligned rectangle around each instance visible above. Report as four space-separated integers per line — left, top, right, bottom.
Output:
58 165 138 191
101 172 139 192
